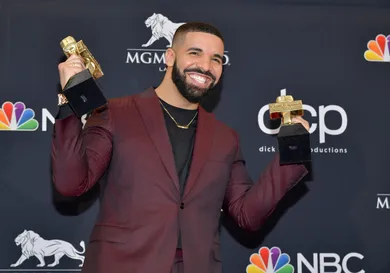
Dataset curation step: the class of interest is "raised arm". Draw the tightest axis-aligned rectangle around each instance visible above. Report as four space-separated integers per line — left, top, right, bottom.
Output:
223 131 308 231
51 105 112 196
51 54 113 196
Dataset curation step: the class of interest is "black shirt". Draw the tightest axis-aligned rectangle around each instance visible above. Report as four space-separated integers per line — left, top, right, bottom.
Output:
158 98 198 249
55 98 198 249
158 98 198 197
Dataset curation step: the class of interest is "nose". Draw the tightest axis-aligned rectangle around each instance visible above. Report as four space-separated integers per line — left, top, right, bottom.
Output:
197 56 211 73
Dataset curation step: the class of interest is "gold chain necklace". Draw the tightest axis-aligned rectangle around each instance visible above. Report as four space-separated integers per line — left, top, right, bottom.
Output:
159 100 198 129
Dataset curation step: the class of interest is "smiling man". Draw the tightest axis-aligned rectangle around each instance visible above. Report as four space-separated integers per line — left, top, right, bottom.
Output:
52 22 309 273
161 27 222 106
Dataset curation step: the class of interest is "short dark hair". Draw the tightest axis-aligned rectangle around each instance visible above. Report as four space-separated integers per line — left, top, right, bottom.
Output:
172 22 224 47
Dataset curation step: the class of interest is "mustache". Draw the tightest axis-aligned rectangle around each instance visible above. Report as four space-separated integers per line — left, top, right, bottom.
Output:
184 68 216 81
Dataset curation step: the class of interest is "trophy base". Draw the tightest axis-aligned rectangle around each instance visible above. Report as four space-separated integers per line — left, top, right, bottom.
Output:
62 69 107 118
277 123 311 165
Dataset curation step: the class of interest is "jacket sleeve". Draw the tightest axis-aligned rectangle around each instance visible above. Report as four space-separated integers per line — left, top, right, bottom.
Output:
51 104 113 196
222 131 308 231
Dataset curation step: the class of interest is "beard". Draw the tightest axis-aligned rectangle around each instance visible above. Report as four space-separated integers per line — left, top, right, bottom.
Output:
171 61 216 103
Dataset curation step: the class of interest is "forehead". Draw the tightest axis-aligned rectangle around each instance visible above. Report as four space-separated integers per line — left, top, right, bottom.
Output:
179 32 224 55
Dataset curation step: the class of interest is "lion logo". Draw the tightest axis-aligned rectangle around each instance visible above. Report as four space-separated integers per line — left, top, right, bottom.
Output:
142 13 185 48
10 230 85 268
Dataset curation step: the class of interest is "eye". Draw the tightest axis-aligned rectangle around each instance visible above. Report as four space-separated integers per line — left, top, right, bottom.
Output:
213 58 221 64
189 51 199 56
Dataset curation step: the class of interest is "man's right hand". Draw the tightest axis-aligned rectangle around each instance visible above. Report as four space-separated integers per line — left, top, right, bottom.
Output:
58 54 86 90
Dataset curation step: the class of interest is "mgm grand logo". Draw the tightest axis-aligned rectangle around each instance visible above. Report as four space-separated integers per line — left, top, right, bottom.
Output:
126 13 231 71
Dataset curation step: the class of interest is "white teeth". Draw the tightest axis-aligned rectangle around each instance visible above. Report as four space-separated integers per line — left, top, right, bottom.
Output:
189 74 206 84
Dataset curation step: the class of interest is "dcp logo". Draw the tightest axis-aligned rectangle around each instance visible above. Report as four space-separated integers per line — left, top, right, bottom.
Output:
258 89 348 144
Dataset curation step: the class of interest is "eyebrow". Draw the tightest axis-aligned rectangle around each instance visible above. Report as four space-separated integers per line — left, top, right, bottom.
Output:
186 47 223 62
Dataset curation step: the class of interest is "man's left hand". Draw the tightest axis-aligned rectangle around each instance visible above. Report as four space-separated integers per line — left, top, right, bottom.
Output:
291 117 310 132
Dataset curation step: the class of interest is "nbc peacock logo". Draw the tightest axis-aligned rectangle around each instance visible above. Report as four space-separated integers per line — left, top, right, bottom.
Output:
364 34 390 62
0 101 39 131
246 246 294 273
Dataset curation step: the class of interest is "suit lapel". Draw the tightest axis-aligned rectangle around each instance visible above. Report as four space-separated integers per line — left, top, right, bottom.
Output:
183 106 215 199
134 88 180 192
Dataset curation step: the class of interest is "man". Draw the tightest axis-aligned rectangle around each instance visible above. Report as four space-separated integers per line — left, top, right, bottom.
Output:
52 22 309 273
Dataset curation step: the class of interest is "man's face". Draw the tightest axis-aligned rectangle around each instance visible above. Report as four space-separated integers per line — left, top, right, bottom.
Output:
170 32 224 103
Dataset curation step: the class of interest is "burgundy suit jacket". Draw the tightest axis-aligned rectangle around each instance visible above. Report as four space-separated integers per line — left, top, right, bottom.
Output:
51 87 308 273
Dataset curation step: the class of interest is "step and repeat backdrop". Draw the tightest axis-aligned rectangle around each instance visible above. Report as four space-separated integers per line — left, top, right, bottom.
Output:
0 0 389 272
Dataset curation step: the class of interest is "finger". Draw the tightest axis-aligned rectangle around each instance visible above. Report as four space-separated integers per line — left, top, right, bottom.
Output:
67 54 83 61
292 117 307 125
292 117 302 123
66 58 84 65
65 56 83 64
66 55 85 65
67 59 86 69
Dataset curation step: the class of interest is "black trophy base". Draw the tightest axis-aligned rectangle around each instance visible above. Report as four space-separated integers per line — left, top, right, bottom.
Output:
62 69 107 118
277 123 311 165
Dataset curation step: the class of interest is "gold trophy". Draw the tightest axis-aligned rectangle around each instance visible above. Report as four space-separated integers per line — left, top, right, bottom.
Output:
58 36 107 117
269 94 311 165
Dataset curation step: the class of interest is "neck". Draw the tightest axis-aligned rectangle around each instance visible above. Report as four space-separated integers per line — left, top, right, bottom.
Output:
155 74 199 110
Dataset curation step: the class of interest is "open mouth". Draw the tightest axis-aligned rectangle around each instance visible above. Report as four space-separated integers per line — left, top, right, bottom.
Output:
187 72 212 88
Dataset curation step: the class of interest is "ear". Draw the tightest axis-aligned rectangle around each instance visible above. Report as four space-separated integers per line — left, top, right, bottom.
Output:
165 48 175 67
